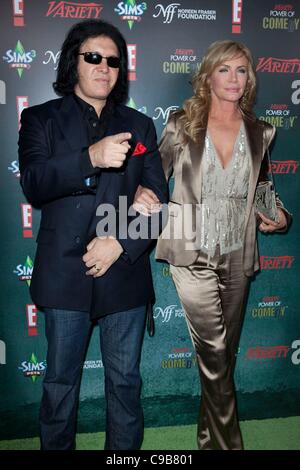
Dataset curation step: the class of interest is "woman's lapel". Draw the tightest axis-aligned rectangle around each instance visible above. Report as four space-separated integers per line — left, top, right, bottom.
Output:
181 129 206 204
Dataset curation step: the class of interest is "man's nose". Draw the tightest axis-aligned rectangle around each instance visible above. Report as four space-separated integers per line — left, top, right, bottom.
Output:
97 58 109 71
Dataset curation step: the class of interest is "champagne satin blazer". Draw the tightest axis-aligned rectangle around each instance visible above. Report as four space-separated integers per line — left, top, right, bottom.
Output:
156 113 290 277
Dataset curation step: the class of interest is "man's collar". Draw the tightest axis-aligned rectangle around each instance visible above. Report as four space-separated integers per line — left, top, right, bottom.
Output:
73 93 115 119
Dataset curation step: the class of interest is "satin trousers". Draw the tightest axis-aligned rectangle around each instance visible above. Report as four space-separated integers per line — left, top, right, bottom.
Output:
170 247 250 450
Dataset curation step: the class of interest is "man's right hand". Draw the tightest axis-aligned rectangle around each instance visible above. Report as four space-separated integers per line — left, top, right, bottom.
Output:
89 132 132 168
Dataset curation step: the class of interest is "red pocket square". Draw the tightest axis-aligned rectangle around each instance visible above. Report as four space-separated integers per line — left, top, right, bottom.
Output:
132 142 147 156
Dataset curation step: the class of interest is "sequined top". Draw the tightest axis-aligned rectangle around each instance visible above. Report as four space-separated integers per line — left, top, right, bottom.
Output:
199 122 251 258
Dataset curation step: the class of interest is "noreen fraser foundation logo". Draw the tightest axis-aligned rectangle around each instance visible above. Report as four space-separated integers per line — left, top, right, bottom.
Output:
43 50 61 70
46 1 104 18
83 359 103 369
153 305 185 323
153 105 179 125
153 3 216 24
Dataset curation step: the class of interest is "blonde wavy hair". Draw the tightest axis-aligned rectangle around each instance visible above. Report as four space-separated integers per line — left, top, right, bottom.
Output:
178 40 257 143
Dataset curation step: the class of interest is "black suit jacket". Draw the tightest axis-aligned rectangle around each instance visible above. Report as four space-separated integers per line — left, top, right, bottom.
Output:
18 95 168 318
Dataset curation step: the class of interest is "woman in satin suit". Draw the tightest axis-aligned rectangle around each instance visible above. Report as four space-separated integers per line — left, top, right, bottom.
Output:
135 40 291 449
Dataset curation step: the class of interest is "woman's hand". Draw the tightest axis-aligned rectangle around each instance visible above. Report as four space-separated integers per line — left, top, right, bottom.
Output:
258 208 287 233
133 185 161 216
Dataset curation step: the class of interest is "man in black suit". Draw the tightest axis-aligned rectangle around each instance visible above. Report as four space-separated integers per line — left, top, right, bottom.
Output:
18 20 168 450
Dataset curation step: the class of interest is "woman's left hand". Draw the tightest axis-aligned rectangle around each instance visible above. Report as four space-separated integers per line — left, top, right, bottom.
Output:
258 208 287 233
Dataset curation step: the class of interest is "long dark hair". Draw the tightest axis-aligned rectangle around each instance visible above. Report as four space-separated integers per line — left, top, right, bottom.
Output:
53 20 128 104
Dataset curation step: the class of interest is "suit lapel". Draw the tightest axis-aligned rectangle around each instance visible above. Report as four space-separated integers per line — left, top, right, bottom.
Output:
93 107 130 207
244 118 264 211
182 129 206 204
54 95 89 150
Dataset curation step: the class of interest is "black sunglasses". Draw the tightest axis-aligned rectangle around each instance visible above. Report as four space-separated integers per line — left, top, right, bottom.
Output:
78 52 120 68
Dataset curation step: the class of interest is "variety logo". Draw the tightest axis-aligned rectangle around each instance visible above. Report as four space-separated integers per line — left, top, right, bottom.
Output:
21 204 33 238
154 304 185 323
8 160 20 178
153 3 216 23
0 340 6 365
247 345 289 359
251 296 288 319
260 255 294 270
17 96 29 129
127 44 136 80
14 256 34 286
83 359 103 369
26 304 38 336
3 41 36 77
256 57 300 73
258 104 297 129
291 79 300 104
19 353 46 381
46 1 103 18
232 0 243 33
127 97 147 114
12 0 25 27
246 340 300 365
270 159 299 174
114 1 147 29
0 80 6 104
162 48 199 74
43 50 61 70
153 105 179 125
262 4 299 31
161 347 196 369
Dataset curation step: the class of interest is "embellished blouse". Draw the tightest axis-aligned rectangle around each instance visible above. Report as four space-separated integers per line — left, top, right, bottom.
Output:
199 122 251 258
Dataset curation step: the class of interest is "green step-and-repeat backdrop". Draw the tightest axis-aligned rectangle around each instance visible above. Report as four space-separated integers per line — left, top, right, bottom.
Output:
0 0 299 439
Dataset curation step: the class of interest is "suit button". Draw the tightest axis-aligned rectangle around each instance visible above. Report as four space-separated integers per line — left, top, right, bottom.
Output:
76 203 81 209
75 236 81 244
